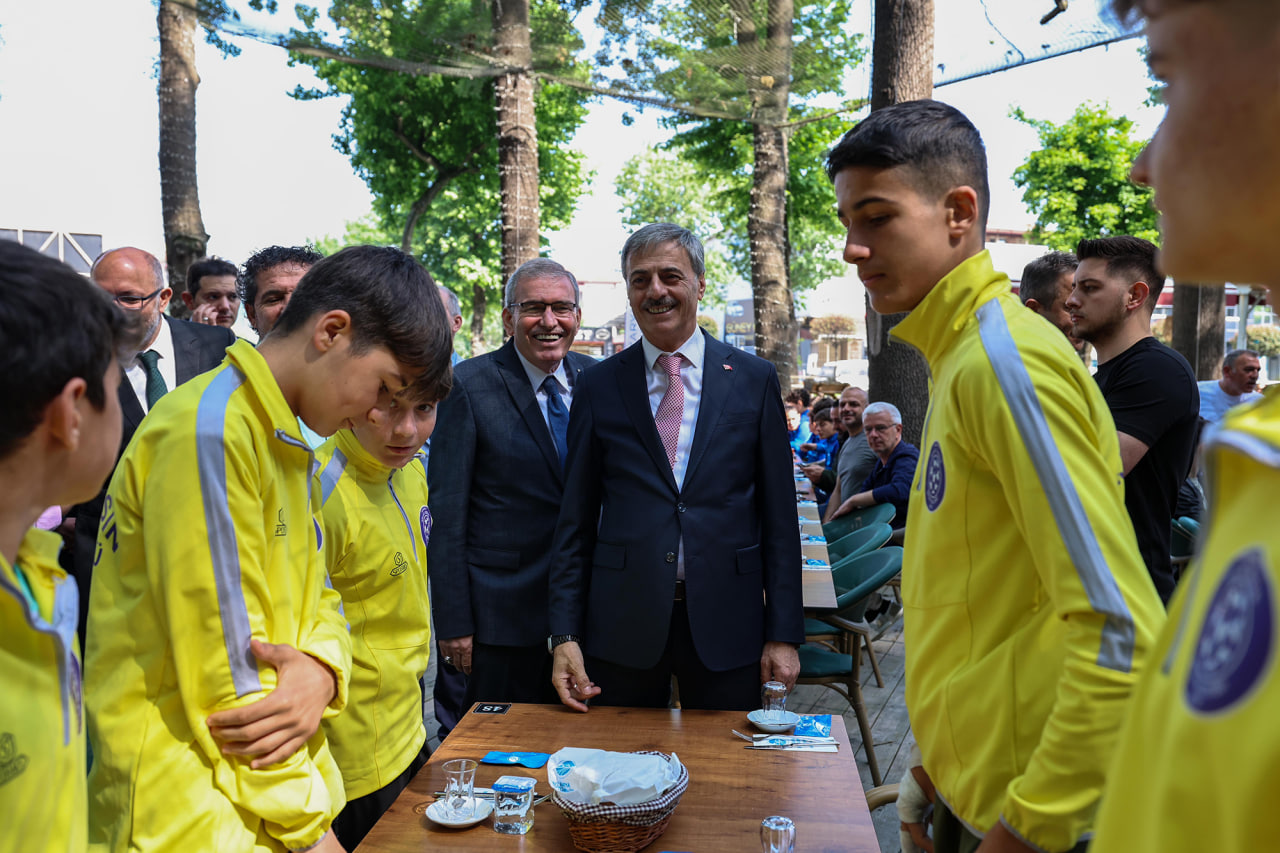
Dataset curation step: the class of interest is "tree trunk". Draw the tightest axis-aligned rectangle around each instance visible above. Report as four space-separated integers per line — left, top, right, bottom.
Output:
157 0 208 318
471 282 488 356
732 0 796 390
1171 282 1226 380
492 0 541 281
865 0 934 445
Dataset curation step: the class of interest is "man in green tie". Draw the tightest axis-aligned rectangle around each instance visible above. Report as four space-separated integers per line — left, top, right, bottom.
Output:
69 247 235 648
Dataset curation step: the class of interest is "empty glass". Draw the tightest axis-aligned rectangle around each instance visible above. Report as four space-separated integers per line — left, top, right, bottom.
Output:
761 815 796 852
761 681 788 722
442 758 478 819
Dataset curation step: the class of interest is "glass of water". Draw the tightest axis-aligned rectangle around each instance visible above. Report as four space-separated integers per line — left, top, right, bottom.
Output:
442 758 477 819
761 815 796 853
492 775 536 834
761 681 788 723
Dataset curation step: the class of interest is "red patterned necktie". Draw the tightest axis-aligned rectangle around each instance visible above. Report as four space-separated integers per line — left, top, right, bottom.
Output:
654 353 685 469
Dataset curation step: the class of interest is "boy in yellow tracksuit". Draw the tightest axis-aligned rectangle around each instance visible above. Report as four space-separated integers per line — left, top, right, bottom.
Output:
0 242 134 853
824 102 1165 853
1091 3 1280 851
314 386 447 849
85 246 454 853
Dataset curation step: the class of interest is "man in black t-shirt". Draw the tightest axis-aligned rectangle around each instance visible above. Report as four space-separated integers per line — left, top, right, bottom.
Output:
1066 236 1199 604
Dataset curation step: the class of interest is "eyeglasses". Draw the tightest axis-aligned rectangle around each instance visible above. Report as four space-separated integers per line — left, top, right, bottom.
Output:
112 287 164 309
509 300 577 318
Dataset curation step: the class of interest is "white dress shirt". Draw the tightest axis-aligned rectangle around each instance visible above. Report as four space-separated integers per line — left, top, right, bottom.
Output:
641 328 705 489
515 348 574 436
125 317 176 413
641 328 705 580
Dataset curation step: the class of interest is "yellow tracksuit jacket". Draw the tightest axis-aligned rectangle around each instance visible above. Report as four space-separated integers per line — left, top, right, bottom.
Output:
1 528 85 853
1092 393 1280 852
894 251 1165 852
315 429 431 801
85 340 351 853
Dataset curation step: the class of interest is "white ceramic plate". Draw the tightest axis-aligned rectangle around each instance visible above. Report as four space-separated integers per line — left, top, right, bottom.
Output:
748 709 801 734
425 798 495 828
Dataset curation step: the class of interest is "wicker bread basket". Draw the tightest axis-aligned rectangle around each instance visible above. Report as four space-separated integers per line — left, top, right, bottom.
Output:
551 751 690 853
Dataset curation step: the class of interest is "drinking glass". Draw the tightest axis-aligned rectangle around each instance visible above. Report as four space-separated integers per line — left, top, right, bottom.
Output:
761 815 796 853
442 758 478 819
761 681 788 722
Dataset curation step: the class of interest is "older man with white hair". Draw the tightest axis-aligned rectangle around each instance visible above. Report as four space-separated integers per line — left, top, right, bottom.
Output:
828 401 919 530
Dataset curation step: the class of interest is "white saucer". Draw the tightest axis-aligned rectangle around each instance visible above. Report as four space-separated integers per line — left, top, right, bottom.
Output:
426 798 494 828
748 709 801 733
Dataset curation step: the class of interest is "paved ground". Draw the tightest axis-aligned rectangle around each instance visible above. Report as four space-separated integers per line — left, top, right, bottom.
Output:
421 618 912 852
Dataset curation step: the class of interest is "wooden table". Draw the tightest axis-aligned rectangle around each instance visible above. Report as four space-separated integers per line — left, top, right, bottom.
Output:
359 704 879 852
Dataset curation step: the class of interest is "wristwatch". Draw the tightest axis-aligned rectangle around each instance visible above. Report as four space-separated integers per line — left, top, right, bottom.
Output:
548 634 580 651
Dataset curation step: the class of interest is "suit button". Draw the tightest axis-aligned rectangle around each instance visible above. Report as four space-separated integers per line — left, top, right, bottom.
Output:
665 552 676 563
677 503 686 513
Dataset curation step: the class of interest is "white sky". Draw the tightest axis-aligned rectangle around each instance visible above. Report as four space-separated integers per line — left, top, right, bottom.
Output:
0 1 1161 315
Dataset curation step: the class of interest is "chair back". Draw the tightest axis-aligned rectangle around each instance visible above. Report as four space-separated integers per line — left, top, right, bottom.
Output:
1171 516 1200 559
829 547 904 621
827 523 893 564
821 502 896 542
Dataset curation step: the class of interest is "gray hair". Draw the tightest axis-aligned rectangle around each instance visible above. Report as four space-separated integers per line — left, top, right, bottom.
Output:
862 401 902 424
504 258 580 307
1020 251 1077 308
438 285 461 319
1224 348 1260 369
620 223 706 280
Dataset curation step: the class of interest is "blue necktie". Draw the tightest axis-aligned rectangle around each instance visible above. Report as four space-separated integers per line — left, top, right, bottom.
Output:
542 375 569 470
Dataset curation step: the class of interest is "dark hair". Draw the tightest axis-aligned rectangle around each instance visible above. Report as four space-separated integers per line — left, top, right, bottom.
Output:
1076 236 1164 310
0 241 139 457
811 407 834 425
826 99 990 229
186 257 239 297
1224 348 1260 369
272 245 454 403
785 388 811 408
811 397 836 416
1020 251 1078 308
621 223 706 280
238 245 325 306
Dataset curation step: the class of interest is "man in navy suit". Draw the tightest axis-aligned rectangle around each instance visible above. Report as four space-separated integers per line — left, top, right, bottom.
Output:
428 258 596 708
71 248 236 645
548 223 804 712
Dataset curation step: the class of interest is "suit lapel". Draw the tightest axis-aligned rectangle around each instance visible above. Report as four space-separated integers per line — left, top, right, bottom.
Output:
495 340 563 482
168 317 200 386
684 333 736 485
617 342 679 494
118 377 145 444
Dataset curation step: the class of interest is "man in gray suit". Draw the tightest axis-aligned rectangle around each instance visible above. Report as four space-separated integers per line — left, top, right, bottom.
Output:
428 258 595 706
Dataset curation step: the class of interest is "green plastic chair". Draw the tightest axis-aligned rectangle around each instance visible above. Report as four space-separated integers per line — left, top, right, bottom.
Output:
822 502 896 543
825 522 893 564
1171 516 1201 581
798 547 904 787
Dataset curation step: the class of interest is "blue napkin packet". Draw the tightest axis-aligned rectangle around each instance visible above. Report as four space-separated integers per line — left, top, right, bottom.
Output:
481 750 551 769
794 714 832 738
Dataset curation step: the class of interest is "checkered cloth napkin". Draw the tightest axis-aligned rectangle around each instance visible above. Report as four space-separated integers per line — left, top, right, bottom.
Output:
552 751 690 826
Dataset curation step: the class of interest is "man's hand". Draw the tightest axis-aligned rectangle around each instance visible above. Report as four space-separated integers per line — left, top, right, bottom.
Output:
760 642 800 692
190 302 222 326
829 496 855 519
973 821 1036 853
551 641 600 712
798 442 818 454
440 635 474 675
801 462 825 485
207 639 338 769
293 829 346 853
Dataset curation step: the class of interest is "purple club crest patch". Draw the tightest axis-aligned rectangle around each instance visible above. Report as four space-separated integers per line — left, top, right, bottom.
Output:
1186 548 1274 714
420 506 433 548
924 442 945 512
